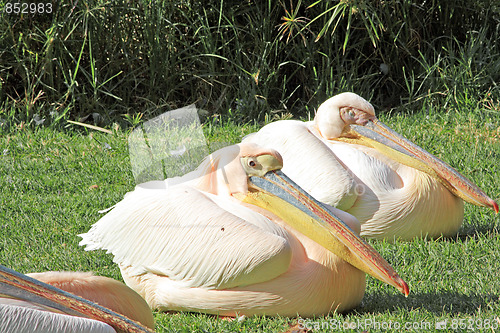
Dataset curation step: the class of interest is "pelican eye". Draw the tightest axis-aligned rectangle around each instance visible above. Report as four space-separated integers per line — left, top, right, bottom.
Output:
340 107 358 125
241 155 281 177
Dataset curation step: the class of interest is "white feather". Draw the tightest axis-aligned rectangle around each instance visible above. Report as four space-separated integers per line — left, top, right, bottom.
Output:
0 303 115 333
80 184 292 289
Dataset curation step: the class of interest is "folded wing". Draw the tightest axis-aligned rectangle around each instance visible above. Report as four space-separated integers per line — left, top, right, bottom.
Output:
80 184 293 290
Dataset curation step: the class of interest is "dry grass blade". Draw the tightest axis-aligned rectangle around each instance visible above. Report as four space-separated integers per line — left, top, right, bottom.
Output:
67 120 113 134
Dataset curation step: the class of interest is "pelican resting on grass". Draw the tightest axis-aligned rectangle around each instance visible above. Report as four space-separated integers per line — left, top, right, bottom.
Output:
244 93 498 241
0 265 154 332
79 143 408 317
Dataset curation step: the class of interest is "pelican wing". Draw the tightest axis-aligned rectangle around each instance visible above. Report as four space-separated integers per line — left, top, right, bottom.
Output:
79 184 293 290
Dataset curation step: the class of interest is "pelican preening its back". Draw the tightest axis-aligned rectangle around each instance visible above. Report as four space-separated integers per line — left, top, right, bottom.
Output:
244 92 498 240
80 143 408 317
0 265 154 332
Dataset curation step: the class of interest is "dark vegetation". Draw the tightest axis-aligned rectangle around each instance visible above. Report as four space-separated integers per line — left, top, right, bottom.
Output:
1 0 499 126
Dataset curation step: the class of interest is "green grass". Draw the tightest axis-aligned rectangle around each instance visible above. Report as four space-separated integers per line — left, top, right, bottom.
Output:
1 109 499 332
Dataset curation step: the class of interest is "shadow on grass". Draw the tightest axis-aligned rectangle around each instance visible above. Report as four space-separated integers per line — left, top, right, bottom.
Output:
356 291 499 316
446 223 499 242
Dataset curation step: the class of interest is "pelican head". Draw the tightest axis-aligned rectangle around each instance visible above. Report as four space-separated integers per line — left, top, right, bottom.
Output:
314 93 498 213
206 143 409 296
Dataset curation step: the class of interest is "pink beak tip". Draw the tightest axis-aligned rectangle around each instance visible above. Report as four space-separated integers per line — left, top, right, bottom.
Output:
492 200 499 214
401 280 410 297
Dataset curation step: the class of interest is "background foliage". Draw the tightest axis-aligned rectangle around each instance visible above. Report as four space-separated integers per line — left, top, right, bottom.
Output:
0 0 499 127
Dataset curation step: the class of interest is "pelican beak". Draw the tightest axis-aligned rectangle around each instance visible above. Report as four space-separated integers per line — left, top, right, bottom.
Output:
0 264 154 333
343 119 498 213
240 170 409 297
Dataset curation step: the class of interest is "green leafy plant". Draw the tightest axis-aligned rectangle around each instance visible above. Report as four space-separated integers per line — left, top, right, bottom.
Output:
0 0 499 127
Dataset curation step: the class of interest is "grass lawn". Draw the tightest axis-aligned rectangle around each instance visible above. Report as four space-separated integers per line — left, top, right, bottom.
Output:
1 111 499 332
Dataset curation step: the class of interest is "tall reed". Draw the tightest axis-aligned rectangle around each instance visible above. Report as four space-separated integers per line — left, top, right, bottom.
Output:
0 0 498 127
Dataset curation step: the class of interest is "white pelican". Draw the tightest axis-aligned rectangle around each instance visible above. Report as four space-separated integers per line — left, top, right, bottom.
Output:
79 143 408 317
243 92 498 240
0 265 154 332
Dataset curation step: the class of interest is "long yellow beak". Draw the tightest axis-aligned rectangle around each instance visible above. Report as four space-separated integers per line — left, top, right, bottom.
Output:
241 170 409 296
0 264 154 333
341 119 498 213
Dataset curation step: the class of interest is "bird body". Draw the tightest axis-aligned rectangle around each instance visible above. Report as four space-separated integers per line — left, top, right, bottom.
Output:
27 271 155 329
80 143 408 317
115 193 365 316
244 93 497 240
0 268 154 333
